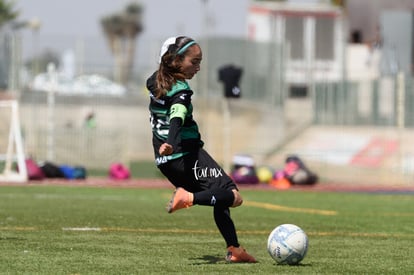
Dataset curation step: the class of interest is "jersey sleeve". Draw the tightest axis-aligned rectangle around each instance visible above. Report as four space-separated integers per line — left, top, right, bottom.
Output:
169 90 192 123
166 90 192 149
170 90 192 106
166 117 182 148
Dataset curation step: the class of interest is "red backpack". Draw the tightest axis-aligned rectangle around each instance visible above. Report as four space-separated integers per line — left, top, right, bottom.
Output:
25 158 45 180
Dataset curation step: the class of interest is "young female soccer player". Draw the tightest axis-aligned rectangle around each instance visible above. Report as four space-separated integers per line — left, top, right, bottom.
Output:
146 36 256 263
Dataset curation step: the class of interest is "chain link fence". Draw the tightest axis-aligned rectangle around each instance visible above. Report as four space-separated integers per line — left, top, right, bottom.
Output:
314 74 414 127
1 33 414 185
8 37 287 170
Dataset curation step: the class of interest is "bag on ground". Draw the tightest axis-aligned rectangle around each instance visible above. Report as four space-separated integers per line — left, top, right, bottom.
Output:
230 154 259 184
25 158 45 180
109 163 131 180
40 162 65 178
59 165 87 179
284 155 318 185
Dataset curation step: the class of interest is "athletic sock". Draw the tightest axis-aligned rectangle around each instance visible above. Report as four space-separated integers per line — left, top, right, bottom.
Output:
193 187 234 208
214 207 239 247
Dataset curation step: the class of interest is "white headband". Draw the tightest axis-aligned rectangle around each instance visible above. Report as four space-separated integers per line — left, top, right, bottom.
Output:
158 36 177 64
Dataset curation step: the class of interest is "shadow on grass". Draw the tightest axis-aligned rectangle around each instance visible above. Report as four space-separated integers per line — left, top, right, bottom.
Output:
0 237 27 241
189 254 224 265
272 262 312 267
190 254 264 265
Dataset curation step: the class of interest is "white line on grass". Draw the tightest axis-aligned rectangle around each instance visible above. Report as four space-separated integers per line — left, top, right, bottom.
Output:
62 227 101 231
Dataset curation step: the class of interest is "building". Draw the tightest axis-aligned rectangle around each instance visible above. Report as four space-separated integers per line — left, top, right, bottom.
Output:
247 1 345 96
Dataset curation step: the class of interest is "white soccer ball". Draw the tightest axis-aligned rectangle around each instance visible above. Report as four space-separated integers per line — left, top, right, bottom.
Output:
267 224 309 265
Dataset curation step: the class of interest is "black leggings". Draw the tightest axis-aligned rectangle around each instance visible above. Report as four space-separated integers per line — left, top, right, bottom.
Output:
214 206 239 247
159 148 240 247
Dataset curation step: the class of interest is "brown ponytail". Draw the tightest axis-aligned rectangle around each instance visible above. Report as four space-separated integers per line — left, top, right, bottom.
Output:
155 36 196 98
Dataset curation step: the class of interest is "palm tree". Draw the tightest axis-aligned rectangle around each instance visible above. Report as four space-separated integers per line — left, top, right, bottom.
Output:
0 0 18 28
101 14 124 83
101 2 143 84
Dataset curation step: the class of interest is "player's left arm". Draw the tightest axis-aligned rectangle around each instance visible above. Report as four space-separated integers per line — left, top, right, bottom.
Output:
163 91 191 154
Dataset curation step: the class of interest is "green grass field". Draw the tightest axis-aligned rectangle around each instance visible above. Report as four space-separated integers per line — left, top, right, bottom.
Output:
0 185 413 274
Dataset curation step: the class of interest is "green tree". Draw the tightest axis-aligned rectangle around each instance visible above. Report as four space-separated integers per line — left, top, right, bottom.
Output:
0 0 18 28
101 2 143 84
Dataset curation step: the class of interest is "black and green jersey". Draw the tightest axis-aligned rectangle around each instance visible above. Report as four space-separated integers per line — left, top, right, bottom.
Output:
147 72 203 166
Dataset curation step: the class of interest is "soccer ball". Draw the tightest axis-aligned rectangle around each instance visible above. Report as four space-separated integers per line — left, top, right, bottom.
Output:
267 224 308 265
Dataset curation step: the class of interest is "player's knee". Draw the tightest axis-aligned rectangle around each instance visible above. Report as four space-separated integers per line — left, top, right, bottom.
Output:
231 189 243 207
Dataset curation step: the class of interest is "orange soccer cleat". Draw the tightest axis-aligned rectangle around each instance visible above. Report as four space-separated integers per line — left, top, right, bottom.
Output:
166 187 193 213
226 246 257 263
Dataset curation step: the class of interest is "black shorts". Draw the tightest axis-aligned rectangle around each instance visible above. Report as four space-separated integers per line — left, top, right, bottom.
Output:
158 148 238 193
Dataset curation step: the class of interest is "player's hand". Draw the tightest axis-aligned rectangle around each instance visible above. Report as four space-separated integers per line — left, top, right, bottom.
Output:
159 143 173 156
